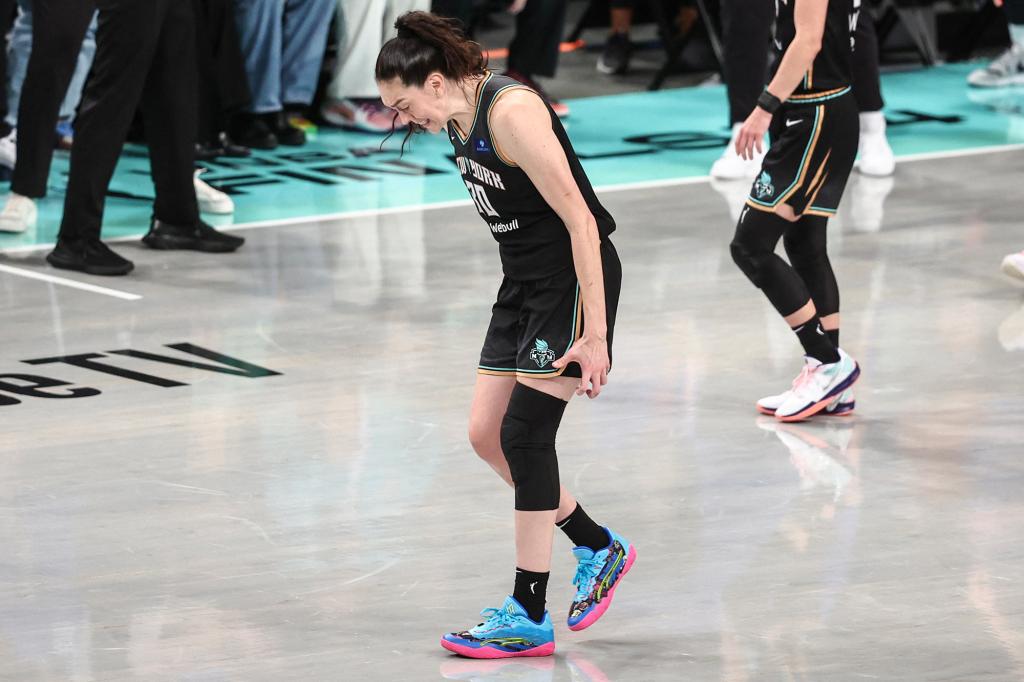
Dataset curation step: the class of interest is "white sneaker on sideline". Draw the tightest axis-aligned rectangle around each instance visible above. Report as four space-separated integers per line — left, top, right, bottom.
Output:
968 44 1024 87
0 129 16 170
1002 250 1024 282
774 349 860 422
0 193 37 233
710 123 765 180
856 112 895 177
194 169 234 214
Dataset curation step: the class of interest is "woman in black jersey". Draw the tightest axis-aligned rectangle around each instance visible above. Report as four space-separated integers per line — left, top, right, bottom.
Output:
376 11 634 659
729 0 862 422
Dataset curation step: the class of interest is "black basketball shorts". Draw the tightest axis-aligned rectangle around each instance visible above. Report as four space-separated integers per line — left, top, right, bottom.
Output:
478 241 621 379
746 88 859 217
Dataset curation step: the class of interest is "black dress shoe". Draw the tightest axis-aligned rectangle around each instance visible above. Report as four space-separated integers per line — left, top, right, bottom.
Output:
231 114 277 150
267 111 306 146
142 218 245 253
46 239 134 276
217 132 251 157
195 141 222 161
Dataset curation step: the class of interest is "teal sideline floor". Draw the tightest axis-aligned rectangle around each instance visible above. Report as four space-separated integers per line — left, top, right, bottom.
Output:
2 63 1023 250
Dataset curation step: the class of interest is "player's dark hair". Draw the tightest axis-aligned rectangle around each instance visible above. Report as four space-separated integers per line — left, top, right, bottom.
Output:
375 11 487 153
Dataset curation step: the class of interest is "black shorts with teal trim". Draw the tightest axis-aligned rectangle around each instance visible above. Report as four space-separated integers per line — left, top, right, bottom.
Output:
478 240 621 379
746 88 858 217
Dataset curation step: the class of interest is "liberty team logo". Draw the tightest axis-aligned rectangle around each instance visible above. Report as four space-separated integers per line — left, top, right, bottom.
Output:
754 171 775 199
529 339 556 368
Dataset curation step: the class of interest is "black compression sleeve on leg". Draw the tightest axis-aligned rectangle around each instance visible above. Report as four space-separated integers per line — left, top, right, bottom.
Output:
784 215 840 319
501 383 567 512
730 208 813 317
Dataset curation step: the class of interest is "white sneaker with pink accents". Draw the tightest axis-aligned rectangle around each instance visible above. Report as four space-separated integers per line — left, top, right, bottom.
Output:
773 349 860 423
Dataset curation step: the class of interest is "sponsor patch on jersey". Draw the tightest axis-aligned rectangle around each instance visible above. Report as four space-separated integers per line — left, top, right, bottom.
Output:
475 138 491 154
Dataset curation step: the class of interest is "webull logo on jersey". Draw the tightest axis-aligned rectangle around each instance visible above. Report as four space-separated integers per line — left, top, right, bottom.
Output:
754 171 774 199
530 339 556 368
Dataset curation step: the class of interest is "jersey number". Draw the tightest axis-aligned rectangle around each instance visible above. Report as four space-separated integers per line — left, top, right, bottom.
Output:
465 180 499 218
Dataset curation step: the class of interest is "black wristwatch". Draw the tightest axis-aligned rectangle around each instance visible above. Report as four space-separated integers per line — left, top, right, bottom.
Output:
757 89 782 114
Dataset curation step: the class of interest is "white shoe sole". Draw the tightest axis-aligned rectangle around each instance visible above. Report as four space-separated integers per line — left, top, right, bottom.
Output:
1002 257 1024 282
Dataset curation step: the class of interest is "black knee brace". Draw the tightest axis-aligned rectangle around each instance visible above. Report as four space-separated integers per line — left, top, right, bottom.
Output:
784 215 840 317
500 383 567 512
730 207 813 316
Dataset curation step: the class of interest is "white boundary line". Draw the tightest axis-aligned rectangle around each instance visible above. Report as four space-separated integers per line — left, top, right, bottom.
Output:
2 142 1023 260
0 263 141 300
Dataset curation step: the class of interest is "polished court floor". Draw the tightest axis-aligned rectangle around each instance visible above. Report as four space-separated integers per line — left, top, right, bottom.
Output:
1 141 1023 680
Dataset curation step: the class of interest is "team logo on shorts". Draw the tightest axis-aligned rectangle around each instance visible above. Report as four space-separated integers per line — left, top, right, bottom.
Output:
754 171 774 199
529 338 556 368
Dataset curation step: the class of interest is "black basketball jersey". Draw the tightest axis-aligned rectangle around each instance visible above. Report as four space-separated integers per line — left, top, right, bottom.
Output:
447 73 615 281
772 0 859 98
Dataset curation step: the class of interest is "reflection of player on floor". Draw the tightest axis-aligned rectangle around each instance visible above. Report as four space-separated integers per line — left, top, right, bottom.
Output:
729 0 862 422
376 12 635 659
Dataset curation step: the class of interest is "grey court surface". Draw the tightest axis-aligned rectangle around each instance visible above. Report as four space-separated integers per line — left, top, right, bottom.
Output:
1 150 1023 681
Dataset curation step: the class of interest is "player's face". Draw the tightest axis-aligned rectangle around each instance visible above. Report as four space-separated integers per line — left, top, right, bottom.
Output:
378 77 447 135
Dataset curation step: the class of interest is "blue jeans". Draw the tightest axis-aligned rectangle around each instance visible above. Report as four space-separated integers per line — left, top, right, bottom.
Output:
6 0 97 128
233 0 335 113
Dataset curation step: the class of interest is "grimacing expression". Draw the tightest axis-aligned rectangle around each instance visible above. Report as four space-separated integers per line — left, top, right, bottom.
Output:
378 76 448 134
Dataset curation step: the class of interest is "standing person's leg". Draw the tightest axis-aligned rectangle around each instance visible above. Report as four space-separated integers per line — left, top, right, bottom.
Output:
505 0 569 117
58 12 98 124
711 0 774 179
851 11 894 177
731 96 860 421
47 0 165 275
969 0 1024 87
273 0 334 144
596 0 634 76
231 0 283 148
140 0 242 252
321 0 395 133
0 0 94 235
0 0 18 136
5 0 30 134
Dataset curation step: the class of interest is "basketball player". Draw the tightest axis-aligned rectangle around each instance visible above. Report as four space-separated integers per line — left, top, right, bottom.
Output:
375 11 635 659
729 0 862 421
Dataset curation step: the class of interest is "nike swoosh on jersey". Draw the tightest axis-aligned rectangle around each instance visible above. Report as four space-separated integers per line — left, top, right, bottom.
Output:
786 118 803 126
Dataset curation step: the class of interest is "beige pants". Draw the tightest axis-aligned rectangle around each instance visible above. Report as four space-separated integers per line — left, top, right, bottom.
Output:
327 0 430 101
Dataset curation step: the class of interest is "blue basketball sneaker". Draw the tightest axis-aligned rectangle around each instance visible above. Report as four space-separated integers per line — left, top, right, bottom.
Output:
567 528 636 631
441 596 555 659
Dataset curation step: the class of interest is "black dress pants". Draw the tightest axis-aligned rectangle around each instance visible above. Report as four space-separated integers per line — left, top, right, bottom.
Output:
193 0 250 145
12 0 95 199
507 0 568 78
59 0 199 244
721 0 884 125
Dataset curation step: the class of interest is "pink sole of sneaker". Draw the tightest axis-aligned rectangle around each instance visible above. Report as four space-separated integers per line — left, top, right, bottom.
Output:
440 638 555 659
776 365 860 423
567 544 637 632
759 405 855 417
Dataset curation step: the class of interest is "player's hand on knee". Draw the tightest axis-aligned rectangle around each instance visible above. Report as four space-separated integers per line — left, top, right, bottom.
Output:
553 336 610 399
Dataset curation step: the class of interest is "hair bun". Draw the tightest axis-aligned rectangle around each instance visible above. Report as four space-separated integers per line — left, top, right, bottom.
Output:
395 15 415 39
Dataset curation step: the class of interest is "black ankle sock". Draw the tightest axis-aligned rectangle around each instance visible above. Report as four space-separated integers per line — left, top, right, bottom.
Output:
826 328 839 348
792 316 840 364
513 568 549 622
556 504 609 552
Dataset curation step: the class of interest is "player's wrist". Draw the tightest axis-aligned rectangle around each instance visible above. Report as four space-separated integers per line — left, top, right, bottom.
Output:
756 89 782 115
